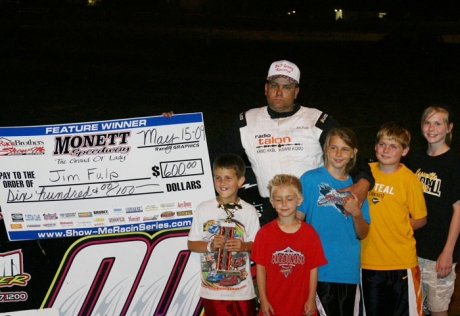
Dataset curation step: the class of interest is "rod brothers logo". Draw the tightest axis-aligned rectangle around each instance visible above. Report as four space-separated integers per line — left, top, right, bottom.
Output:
0 137 45 156
0 250 31 288
53 132 131 157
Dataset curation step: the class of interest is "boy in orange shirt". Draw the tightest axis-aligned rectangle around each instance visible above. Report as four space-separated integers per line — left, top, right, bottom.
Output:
361 122 427 316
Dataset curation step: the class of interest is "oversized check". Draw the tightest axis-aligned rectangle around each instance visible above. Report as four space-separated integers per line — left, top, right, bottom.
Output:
0 113 215 241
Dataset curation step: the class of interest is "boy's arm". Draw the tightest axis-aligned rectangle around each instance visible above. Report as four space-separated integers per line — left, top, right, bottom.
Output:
410 216 427 230
436 201 460 278
187 240 207 253
304 267 318 316
188 235 226 253
352 214 370 240
256 264 275 316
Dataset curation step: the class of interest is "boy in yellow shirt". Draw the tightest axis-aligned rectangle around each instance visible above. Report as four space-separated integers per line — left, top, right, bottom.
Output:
361 122 427 316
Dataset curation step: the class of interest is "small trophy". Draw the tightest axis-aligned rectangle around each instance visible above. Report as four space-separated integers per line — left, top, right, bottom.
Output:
216 203 241 275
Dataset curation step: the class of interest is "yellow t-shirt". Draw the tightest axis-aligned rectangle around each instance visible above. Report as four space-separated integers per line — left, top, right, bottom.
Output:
361 163 427 270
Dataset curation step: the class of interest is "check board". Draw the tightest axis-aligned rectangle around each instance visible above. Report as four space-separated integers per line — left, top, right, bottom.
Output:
0 113 215 241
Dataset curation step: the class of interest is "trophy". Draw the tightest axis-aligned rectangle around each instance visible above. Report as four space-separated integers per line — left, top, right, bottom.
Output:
216 203 241 275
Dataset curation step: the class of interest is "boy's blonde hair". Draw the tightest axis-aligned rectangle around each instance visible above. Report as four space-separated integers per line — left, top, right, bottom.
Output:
323 127 358 172
212 154 246 178
375 122 411 149
421 105 454 146
268 174 302 199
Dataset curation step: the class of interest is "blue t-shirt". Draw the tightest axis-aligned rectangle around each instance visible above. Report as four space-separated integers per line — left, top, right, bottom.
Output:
299 166 370 284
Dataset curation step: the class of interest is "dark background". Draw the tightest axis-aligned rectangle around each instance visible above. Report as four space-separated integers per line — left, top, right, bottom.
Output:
1 5 459 160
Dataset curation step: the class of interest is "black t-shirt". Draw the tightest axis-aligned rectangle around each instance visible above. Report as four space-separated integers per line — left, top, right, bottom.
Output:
410 149 460 262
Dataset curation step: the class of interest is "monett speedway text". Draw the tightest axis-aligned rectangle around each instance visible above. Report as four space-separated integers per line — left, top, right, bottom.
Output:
36 219 193 239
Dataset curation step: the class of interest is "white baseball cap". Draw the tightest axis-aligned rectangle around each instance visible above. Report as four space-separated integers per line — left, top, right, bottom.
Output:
267 60 300 84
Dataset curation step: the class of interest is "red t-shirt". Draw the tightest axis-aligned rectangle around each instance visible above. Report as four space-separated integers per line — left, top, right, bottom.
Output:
251 220 327 316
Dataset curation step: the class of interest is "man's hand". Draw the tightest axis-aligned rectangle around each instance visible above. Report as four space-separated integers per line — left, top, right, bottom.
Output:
337 178 370 206
162 111 174 117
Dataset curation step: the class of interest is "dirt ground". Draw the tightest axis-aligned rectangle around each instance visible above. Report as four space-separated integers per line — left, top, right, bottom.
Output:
1 8 460 314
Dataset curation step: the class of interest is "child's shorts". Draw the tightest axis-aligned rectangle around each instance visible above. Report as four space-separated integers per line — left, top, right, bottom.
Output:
361 267 423 316
315 282 362 316
202 298 256 316
419 257 457 313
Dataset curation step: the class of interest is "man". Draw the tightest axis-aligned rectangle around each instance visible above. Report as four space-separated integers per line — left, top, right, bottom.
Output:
165 60 374 225
208 60 374 225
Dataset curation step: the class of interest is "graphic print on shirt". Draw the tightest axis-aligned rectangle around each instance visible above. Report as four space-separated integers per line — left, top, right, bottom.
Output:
414 168 441 197
201 219 249 289
369 182 395 205
272 246 305 277
317 183 348 215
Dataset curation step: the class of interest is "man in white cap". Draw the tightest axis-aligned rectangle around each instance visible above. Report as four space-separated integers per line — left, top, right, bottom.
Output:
209 60 374 225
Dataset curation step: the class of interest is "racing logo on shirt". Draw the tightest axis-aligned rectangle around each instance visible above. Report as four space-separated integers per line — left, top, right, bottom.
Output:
272 246 305 278
317 183 348 215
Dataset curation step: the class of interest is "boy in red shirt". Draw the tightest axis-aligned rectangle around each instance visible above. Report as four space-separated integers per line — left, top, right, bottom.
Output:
251 174 327 316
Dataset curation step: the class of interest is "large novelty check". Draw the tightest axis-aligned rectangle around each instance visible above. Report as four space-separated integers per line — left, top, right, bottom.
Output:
0 113 215 241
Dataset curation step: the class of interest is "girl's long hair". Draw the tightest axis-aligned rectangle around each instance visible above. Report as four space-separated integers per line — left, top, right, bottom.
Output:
323 127 358 173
